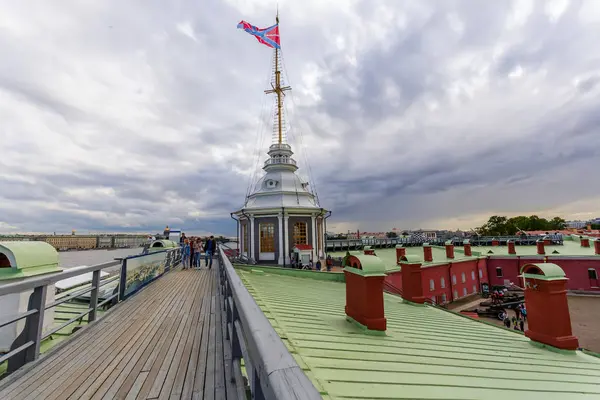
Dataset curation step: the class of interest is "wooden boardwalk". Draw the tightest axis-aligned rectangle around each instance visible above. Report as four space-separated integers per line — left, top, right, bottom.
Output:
0 265 240 400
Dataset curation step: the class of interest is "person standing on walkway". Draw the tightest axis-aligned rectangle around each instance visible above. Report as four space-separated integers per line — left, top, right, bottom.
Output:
205 236 216 269
194 239 203 269
182 239 191 269
189 237 195 270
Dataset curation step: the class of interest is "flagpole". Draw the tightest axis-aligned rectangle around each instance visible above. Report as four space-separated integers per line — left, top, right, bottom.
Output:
275 11 282 144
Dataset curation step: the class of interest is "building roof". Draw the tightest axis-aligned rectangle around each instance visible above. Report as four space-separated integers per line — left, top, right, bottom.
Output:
329 241 598 270
239 268 600 399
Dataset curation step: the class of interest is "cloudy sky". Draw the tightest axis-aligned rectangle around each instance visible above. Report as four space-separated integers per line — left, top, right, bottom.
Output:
1 0 599 235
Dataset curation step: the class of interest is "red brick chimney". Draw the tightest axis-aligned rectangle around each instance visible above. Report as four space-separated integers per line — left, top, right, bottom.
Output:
520 263 579 350
543 237 552 246
463 240 472 256
594 239 600 255
423 243 433 262
400 255 426 304
581 237 590 248
445 241 454 259
507 239 516 255
536 240 545 255
364 246 375 256
395 245 406 265
343 254 387 332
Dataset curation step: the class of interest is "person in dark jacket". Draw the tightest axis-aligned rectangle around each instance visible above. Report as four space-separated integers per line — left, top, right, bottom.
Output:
205 236 217 269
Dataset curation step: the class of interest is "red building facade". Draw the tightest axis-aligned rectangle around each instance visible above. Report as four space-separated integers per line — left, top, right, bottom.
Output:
384 245 600 305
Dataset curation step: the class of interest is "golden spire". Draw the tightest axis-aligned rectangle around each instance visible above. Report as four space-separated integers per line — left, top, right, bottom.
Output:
265 13 290 144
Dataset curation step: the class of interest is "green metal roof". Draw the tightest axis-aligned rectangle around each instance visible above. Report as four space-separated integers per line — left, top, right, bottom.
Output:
342 254 387 277
521 263 567 280
239 269 600 399
0 241 62 281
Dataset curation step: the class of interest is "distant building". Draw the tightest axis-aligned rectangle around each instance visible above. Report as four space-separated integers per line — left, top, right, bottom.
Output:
567 220 588 229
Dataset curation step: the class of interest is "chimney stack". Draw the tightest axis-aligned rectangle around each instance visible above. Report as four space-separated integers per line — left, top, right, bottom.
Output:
543 237 552 246
445 241 454 259
520 263 579 350
507 239 516 255
423 243 433 262
395 245 406 265
536 240 545 255
463 240 472 256
343 254 387 332
594 239 600 255
581 237 590 248
492 238 499 246
364 246 375 256
400 255 426 304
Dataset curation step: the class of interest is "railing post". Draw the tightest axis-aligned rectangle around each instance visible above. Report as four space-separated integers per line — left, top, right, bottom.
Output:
25 285 47 363
89 270 100 322
252 369 265 400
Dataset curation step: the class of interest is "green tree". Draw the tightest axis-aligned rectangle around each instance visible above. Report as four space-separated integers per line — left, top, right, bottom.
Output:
477 215 567 236
548 217 567 230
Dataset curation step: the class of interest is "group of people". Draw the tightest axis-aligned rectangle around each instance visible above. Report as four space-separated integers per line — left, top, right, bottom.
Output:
501 303 527 331
179 233 217 270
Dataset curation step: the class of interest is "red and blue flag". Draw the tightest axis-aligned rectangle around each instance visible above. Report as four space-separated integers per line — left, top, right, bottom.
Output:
237 20 281 49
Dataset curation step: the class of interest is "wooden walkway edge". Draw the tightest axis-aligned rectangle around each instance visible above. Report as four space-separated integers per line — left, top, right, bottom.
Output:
0 263 240 400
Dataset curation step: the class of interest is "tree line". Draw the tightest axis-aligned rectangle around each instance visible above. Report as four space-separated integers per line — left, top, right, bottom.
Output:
476 215 567 236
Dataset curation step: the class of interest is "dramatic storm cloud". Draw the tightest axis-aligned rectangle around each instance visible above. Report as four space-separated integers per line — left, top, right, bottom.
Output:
1 0 599 235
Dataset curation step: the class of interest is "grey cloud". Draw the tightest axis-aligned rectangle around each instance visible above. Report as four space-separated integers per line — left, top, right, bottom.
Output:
1 0 600 235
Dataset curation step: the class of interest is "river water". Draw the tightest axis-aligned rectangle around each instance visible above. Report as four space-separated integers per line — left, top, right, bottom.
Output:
58 248 141 269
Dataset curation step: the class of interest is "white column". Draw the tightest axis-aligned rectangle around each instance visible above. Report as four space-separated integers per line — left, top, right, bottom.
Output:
318 218 324 259
311 215 317 261
250 216 255 261
278 213 284 265
238 220 242 255
284 215 290 264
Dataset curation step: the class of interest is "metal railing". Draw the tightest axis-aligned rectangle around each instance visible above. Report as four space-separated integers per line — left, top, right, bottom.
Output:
263 158 297 168
0 260 121 373
217 246 321 400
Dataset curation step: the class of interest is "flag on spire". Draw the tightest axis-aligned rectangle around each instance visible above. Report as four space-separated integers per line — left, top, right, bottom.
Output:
237 20 281 49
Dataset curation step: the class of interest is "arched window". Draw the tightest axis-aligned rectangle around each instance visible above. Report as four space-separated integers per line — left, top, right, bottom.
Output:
453 290 458 299
461 272 466 283
472 285 477 293
471 271 475 281
0 253 11 268
293 222 307 245
452 275 456 285
478 269 483 279
260 223 275 252
463 287 467 297
440 277 445 288
429 279 435 291
442 293 447 303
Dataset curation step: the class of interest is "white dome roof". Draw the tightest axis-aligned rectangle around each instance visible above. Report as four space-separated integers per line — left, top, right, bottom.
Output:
244 168 319 209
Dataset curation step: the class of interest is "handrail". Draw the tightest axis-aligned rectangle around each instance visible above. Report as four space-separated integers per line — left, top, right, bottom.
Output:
218 246 321 400
0 260 119 297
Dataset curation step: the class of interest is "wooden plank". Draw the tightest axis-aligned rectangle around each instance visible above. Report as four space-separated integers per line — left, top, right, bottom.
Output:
167 273 210 400
40 272 188 400
1 267 231 400
10 274 182 400
124 372 149 400
0 276 168 399
99 272 206 400
180 292 210 399
214 267 227 400
192 273 215 400
115 272 209 399
203 296 217 400
74 272 192 400
156 273 205 399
